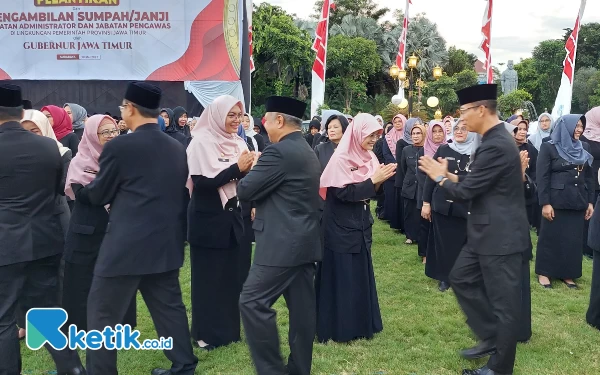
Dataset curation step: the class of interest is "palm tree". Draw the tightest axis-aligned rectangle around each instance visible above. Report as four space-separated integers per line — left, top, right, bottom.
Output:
382 13 448 76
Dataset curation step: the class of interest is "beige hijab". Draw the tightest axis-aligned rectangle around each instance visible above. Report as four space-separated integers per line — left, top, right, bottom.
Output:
21 110 71 156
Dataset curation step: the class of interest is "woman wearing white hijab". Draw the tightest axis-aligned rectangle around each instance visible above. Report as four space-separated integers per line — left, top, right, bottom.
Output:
242 113 265 152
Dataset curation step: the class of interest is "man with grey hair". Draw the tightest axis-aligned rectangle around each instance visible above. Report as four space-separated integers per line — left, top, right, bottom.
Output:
238 96 321 375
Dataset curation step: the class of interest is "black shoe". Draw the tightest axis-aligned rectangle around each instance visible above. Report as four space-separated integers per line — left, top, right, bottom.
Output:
151 369 173 375
460 339 496 359
438 281 450 292
563 280 578 289
192 339 217 351
462 365 509 375
538 280 552 289
59 366 87 375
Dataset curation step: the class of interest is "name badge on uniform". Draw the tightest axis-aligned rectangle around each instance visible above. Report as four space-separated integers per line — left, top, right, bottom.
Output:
350 167 358 171
446 157 455 161
84 169 98 175
218 158 230 163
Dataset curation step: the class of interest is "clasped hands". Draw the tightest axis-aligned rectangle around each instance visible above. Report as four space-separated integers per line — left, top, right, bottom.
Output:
238 150 261 173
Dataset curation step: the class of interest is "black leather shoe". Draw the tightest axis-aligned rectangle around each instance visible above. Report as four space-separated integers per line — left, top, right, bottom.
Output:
438 281 450 292
58 366 87 375
462 365 511 375
460 339 496 359
151 368 173 375
563 280 578 289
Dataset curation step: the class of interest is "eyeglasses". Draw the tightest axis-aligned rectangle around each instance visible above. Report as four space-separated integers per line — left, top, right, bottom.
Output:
454 127 468 133
227 113 243 120
540 119 551 123
118 103 132 112
98 130 120 138
459 105 485 115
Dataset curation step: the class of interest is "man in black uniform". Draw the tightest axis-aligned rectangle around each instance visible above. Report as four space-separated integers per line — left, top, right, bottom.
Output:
0 84 85 375
419 84 529 375
238 96 322 375
77 82 197 375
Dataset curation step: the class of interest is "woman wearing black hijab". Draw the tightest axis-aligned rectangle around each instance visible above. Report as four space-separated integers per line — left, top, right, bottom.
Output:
163 107 189 146
173 106 191 138
305 119 321 146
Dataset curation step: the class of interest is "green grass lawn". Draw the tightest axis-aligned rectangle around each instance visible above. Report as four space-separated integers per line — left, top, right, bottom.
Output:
21 214 600 374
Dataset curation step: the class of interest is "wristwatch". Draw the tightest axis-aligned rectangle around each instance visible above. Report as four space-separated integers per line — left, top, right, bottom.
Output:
434 175 445 183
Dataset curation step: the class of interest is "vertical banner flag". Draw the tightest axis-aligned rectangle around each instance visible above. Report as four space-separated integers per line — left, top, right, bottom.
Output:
248 0 255 73
311 0 334 117
552 0 587 119
396 0 412 69
480 0 494 84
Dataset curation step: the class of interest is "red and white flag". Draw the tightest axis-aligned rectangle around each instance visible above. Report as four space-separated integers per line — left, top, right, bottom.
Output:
248 0 255 73
396 0 412 69
311 0 334 117
552 0 587 119
480 0 493 84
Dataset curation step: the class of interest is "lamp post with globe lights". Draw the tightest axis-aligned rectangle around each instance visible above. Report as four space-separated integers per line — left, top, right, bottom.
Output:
390 53 443 117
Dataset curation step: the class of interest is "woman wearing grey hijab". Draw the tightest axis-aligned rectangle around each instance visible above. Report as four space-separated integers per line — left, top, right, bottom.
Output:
536 114 594 289
64 103 88 140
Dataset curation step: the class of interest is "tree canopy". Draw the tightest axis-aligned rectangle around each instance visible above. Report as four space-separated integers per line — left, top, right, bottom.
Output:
249 2 600 119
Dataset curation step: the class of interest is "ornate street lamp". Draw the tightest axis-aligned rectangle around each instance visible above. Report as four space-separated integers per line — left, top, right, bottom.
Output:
433 65 443 80
390 53 443 117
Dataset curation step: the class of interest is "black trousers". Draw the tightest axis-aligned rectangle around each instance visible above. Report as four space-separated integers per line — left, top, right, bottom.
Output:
240 263 316 375
0 255 82 375
587 250 600 330
86 270 198 375
450 250 522 375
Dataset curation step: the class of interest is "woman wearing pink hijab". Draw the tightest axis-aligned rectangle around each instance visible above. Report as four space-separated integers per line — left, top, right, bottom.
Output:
61 115 136 332
381 114 407 230
186 95 256 350
316 113 396 343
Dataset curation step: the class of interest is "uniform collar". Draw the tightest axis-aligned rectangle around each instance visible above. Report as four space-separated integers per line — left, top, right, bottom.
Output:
133 123 161 132
0 121 26 134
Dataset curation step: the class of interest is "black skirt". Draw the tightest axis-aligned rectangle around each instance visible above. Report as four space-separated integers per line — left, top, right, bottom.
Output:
518 258 532 342
536 209 585 279
427 212 467 283
382 180 396 222
587 250 600 330
390 187 404 231
190 241 250 347
403 198 419 241
417 218 430 258
62 261 137 331
316 242 383 343
425 225 437 280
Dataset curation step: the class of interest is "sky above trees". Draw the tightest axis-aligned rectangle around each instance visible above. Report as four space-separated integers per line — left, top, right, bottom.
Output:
256 0 600 69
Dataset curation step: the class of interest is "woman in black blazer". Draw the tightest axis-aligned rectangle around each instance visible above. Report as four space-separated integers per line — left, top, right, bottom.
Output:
186 95 255 350
422 121 474 291
62 115 136 331
536 114 595 289
397 123 426 246
317 113 392 343
513 119 540 232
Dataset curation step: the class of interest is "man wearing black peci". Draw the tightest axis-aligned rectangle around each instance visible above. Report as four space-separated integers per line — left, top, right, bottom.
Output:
77 82 197 375
0 84 85 375
238 96 322 375
419 84 529 375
